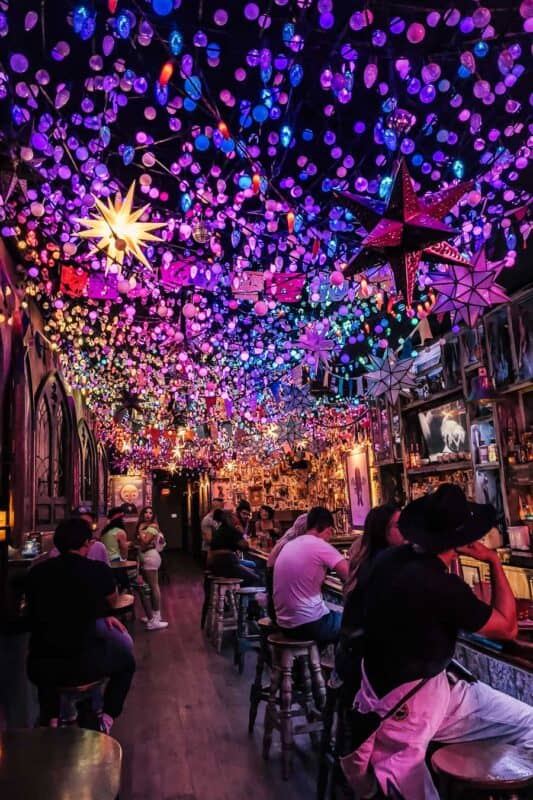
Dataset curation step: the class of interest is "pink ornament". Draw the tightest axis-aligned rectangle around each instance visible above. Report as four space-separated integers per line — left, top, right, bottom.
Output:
330 271 344 286
254 300 268 316
407 22 425 43
182 302 197 318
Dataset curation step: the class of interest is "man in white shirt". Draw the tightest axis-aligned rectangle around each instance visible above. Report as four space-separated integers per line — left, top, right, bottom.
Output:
200 497 224 562
273 506 348 646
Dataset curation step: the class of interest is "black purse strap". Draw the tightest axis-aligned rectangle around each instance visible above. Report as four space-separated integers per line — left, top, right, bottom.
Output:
376 676 431 725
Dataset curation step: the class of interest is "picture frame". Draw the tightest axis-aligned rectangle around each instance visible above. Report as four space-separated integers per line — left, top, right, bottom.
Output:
345 448 372 528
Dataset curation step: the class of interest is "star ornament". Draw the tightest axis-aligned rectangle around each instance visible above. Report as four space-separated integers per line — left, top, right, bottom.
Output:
335 159 472 307
429 248 509 327
365 352 416 405
286 325 335 373
76 181 164 268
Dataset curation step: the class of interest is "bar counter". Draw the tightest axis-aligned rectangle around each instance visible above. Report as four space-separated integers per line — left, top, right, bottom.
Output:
248 542 533 706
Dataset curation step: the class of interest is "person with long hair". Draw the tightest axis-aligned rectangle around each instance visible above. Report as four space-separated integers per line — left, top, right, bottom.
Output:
336 504 403 705
255 504 280 542
136 506 168 631
343 504 403 600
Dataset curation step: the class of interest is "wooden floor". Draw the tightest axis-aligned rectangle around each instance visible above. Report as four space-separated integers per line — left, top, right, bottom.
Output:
113 554 316 800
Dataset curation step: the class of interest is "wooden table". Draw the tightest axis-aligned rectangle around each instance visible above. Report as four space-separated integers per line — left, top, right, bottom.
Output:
0 727 122 799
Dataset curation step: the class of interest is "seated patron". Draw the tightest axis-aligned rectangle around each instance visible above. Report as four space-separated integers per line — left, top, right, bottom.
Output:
200 497 224 562
342 484 533 800
208 510 263 587
48 506 109 565
235 499 253 538
25 518 135 733
254 504 280 543
273 506 348 646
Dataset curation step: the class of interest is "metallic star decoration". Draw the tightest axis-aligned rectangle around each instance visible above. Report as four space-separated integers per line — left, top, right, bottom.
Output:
76 181 164 268
335 159 473 306
365 352 416 405
429 247 509 328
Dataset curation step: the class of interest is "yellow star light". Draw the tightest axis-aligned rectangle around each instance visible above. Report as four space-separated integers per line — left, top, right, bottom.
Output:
76 181 164 268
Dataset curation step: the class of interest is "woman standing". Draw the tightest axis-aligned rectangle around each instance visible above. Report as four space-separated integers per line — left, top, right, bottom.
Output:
136 507 168 631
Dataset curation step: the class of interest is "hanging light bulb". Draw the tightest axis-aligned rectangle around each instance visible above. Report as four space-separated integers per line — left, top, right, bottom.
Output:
280 124 292 148
218 120 230 139
252 173 261 193
287 210 295 233
159 60 174 86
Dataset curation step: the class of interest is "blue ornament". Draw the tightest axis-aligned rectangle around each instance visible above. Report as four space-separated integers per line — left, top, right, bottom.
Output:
116 12 130 39
169 29 183 56
289 63 303 87
452 159 465 179
152 0 173 16
280 124 292 148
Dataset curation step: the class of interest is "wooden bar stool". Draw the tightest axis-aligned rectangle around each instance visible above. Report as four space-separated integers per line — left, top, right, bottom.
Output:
112 592 135 625
234 586 266 674
432 741 533 799
57 680 105 726
248 617 277 733
207 577 243 653
262 633 327 780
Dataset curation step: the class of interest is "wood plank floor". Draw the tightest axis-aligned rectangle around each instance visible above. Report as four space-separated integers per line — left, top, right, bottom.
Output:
113 554 316 800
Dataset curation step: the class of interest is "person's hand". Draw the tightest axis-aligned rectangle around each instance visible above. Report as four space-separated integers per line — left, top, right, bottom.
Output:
105 616 127 634
456 541 499 564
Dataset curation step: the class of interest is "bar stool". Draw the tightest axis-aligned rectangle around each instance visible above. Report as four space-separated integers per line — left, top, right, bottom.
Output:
112 592 135 625
431 741 533 799
248 617 277 733
57 680 105 727
262 633 327 780
234 586 266 674
207 577 243 653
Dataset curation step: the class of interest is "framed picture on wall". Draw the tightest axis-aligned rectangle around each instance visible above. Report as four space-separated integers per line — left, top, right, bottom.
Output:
345 449 371 528
110 475 145 515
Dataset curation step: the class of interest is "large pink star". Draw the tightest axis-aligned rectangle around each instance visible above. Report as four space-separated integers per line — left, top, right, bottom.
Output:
335 159 472 306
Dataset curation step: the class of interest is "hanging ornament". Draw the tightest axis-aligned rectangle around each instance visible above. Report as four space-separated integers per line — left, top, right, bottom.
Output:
335 159 473 306
287 324 335 373
76 181 164 268
365 352 416 405
429 248 509 327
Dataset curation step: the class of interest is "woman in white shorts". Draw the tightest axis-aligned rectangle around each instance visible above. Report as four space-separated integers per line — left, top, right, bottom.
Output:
137 512 168 631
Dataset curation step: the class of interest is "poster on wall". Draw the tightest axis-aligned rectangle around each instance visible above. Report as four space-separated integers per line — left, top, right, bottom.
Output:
345 449 371 528
109 475 145 515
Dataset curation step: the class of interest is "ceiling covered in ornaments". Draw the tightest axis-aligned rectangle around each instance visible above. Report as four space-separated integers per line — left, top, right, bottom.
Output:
0 0 531 470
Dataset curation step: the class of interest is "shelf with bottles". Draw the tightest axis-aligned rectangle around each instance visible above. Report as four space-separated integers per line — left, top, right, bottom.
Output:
408 469 474 502
406 460 473 477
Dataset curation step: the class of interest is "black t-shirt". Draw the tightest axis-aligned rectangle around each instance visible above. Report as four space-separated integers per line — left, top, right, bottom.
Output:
26 553 116 658
360 545 492 696
211 524 243 553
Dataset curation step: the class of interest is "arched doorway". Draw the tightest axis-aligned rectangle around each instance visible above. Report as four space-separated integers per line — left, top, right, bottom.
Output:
78 420 97 509
34 375 72 527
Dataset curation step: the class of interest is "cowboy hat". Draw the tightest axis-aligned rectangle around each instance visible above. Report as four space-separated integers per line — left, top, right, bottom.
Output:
399 483 496 553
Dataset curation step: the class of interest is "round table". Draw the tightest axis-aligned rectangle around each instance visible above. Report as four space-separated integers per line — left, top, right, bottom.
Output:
0 727 122 799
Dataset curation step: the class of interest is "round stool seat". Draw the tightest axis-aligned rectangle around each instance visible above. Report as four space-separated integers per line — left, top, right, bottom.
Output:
113 593 134 610
237 586 265 594
432 741 533 790
211 577 243 585
258 617 275 629
268 633 315 648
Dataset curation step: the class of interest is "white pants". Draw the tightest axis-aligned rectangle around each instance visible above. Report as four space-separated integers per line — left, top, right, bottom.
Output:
341 663 533 799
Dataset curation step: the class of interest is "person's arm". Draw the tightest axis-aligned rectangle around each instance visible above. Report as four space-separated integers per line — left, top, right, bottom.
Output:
333 557 349 583
457 542 518 640
116 530 128 559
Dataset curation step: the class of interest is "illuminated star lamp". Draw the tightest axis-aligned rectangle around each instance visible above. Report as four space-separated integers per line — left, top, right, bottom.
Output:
429 247 509 327
286 325 335 373
76 181 164 268
365 352 416 405
335 159 473 306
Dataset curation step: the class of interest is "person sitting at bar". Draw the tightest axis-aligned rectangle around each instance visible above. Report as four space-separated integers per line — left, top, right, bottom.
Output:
25 518 136 734
255 504 281 543
342 484 533 800
208 509 263 587
273 506 348 646
335 504 403 698
48 506 109 565
266 512 307 622
200 497 224 564
235 499 253 538
101 506 129 563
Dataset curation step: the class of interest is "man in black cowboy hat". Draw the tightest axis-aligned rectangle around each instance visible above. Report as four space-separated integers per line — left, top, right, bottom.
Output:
342 484 532 800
